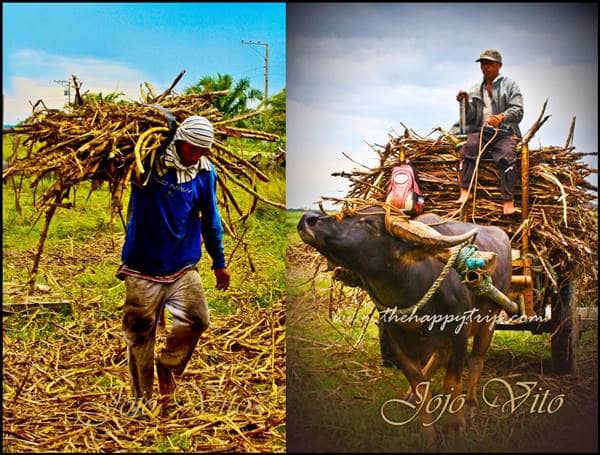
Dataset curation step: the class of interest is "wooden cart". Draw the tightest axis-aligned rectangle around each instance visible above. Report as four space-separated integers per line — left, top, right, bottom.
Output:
449 138 581 374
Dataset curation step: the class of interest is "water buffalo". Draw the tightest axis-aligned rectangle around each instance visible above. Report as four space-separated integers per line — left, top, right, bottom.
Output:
297 206 512 444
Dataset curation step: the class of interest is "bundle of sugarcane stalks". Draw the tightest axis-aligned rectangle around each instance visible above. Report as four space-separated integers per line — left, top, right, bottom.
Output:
328 106 597 302
2 72 284 294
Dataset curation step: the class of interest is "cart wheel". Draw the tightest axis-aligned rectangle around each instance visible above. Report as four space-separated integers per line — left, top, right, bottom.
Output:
550 280 580 374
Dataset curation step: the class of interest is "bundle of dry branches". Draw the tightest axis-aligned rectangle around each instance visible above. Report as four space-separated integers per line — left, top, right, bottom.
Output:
2 72 282 219
329 115 597 299
2 72 283 293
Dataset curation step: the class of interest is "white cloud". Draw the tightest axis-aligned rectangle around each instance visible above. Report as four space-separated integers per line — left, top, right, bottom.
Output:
512 61 598 151
287 99 387 209
4 49 153 124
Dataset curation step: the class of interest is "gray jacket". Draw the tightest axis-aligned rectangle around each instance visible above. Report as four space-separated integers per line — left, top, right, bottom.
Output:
451 75 524 138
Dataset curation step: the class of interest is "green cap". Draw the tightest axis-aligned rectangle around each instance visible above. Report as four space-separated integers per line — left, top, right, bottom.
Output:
476 49 502 64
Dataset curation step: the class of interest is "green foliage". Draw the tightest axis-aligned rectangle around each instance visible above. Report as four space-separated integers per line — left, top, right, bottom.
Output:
156 434 190 452
201 166 286 314
245 88 286 138
184 73 262 118
285 210 302 240
266 88 286 135
83 91 128 104
183 73 285 148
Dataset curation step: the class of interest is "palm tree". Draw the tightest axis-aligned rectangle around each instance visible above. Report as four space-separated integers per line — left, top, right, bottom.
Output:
83 91 127 104
265 88 285 137
184 73 263 118
243 88 286 137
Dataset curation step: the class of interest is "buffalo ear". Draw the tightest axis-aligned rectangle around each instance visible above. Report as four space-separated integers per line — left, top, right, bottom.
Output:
430 247 453 264
479 251 498 274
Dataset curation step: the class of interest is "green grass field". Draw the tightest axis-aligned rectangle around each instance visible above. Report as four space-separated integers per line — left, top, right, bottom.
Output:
286 210 598 452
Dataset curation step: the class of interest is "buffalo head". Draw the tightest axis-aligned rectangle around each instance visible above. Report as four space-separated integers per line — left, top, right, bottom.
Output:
298 206 478 284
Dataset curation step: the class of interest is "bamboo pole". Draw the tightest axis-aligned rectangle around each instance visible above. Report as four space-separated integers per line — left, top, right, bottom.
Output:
519 143 534 315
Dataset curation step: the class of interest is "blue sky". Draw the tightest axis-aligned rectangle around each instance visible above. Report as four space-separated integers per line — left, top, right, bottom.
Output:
287 3 598 209
3 2 285 123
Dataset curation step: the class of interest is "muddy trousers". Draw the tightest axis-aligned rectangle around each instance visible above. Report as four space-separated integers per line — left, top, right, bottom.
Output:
459 130 518 201
121 270 210 399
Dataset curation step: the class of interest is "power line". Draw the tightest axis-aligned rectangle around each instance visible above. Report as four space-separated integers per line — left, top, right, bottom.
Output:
247 45 264 59
53 79 71 104
241 40 269 108
231 66 265 78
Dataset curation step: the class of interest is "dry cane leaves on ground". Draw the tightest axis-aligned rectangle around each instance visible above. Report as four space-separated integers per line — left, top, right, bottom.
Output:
2 299 285 452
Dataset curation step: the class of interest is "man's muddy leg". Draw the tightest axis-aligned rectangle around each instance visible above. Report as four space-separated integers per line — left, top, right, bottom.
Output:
122 276 164 400
158 270 210 396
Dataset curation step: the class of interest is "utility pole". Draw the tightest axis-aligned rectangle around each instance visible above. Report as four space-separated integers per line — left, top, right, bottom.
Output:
54 79 71 104
241 40 269 109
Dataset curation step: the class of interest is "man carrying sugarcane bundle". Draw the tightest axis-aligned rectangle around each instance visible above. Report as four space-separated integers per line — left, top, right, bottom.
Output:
452 49 524 216
116 115 230 401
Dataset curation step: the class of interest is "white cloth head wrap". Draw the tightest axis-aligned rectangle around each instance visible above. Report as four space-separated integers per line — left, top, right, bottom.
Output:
155 116 213 183
173 115 214 148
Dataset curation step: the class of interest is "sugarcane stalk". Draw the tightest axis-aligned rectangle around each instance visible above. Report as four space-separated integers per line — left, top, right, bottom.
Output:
27 194 63 294
153 70 186 103
217 164 285 210
564 117 576 149
133 127 169 179
521 99 550 146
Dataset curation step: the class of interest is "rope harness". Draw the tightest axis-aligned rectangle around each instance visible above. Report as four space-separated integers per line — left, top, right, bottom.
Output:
380 210 520 316
388 239 471 315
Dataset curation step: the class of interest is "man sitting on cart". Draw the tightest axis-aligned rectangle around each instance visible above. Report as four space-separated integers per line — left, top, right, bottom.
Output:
452 49 524 216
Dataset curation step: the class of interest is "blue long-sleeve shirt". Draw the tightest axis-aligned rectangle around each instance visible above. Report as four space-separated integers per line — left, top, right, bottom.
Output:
121 166 226 276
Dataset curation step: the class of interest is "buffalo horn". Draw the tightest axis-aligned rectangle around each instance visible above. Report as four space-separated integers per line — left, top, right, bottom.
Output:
388 218 477 247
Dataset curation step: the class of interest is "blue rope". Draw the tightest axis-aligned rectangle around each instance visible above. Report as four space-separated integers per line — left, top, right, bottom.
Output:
455 244 481 276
